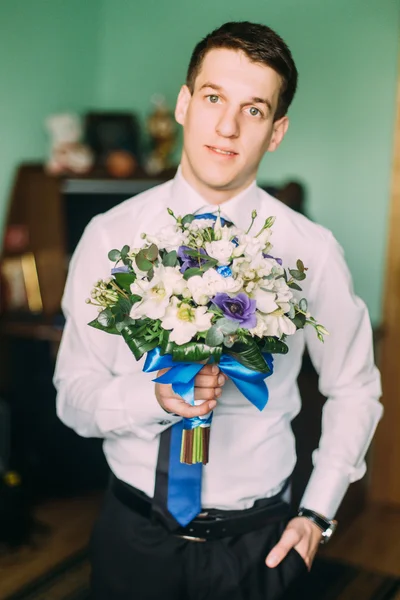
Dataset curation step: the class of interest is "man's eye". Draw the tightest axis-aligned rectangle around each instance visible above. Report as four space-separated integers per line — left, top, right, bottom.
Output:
207 95 220 104
248 107 261 117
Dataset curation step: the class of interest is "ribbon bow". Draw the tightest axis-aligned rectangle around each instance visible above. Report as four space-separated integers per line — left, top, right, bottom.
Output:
144 347 274 426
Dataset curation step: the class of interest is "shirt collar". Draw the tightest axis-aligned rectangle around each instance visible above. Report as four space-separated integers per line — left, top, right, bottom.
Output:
169 166 262 229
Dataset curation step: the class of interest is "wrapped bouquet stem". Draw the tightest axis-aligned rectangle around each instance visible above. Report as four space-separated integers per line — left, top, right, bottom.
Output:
87 209 327 465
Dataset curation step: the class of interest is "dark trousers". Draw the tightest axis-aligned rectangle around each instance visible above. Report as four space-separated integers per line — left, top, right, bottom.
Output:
90 488 308 600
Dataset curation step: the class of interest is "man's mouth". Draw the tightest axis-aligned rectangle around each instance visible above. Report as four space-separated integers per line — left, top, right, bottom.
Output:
206 145 238 156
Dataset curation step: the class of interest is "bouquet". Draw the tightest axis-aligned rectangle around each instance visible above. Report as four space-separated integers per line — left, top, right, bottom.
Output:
87 209 327 465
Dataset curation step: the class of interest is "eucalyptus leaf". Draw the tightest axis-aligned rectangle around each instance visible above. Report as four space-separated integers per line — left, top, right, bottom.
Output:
162 250 178 267
144 244 159 262
292 313 306 329
288 282 302 291
120 245 130 260
296 259 305 272
299 298 308 312
181 214 195 226
289 269 306 281
108 249 121 262
205 326 224 347
216 317 239 335
135 254 153 272
223 335 236 348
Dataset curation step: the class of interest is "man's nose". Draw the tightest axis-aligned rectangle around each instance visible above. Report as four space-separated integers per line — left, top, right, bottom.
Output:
216 109 239 139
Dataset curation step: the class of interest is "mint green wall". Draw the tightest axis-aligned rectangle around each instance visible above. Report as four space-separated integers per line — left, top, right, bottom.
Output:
96 0 400 326
1 1 399 325
0 0 101 235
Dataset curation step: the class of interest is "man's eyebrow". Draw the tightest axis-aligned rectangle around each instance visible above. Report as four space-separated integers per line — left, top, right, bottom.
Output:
198 82 272 113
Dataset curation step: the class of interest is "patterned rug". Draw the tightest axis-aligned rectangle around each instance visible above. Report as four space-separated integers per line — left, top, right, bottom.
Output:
5 551 400 600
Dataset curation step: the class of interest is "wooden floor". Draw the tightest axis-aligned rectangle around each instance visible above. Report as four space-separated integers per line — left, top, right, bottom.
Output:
0 492 103 599
0 494 399 599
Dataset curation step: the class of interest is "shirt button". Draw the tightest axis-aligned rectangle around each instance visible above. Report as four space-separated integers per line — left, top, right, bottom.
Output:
158 420 171 426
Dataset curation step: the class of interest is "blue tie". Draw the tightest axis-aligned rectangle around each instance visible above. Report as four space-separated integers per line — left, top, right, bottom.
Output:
153 212 232 529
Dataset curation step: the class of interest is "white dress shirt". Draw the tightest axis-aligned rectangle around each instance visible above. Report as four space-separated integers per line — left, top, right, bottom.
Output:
54 168 383 519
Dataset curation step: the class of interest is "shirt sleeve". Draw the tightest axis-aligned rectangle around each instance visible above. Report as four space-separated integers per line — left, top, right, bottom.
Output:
54 217 181 442
299 232 383 519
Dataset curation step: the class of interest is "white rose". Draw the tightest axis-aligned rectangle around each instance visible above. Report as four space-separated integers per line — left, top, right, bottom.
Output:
205 240 235 266
147 224 188 251
264 313 297 337
252 288 279 314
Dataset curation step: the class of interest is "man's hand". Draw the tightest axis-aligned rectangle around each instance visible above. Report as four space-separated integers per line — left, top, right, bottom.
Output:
265 517 323 571
155 364 226 418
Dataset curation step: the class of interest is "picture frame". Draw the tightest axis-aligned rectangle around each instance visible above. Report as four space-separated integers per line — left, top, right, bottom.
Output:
84 111 140 165
0 253 43 313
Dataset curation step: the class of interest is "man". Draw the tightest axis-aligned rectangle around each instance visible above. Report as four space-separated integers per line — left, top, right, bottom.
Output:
54 21 382 600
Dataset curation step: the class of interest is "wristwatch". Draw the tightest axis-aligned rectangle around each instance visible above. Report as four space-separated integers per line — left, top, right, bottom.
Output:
297 507 338 544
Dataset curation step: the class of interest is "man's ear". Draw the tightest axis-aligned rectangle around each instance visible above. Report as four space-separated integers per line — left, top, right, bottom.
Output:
267 116 289 153
175 85 192 125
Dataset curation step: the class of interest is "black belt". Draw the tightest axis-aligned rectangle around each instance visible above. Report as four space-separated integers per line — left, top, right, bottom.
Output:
111 476 292 542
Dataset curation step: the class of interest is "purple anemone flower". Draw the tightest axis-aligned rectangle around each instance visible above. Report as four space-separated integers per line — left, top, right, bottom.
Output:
212 292 257 329
263 253 283 266
177 245 208 273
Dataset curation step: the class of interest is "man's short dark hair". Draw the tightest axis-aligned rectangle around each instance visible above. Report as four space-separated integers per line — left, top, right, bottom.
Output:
186 21 298 121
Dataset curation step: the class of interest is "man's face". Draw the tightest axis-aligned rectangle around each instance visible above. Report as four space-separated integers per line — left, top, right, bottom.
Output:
175 48 289 200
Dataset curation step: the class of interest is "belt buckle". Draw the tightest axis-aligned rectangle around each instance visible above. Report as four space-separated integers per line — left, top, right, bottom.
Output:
176 534 206 543
175 511 210 542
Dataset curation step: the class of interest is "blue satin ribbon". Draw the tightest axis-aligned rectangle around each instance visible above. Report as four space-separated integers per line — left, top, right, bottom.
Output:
144 346 274 413
143 346 273 526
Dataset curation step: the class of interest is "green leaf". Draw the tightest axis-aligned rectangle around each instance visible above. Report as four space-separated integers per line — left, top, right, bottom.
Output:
181 214 195 226
135 253 153 272
120 326 159 360
111 297 132 321
130 294 142 304
144 244 159 261
183 267 204 280
97 308 115 327
108 249 121 262
292 313 306 329
288 281 302 291
172 342 222 363
205 326 224 347
114 271 136 292
299 298 308 312
260 336 289 354
223 334 236 348
227 338 271 373
289 269 306 281
296 259 305 272
120 245 130 260
215 317 239 335
88 318 119 335
162 250 178 267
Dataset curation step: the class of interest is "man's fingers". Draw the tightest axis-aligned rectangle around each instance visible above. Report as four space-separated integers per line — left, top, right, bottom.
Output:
199 364 220 376
194 386 222 400
164 397 216 418
265 528 301 568
194 374 226 388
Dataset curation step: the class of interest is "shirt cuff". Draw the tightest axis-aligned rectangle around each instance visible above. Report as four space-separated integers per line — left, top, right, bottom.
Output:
298 467 351 520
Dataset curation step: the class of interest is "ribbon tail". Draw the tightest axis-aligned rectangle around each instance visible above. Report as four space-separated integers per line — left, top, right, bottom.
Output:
228 375 269 411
